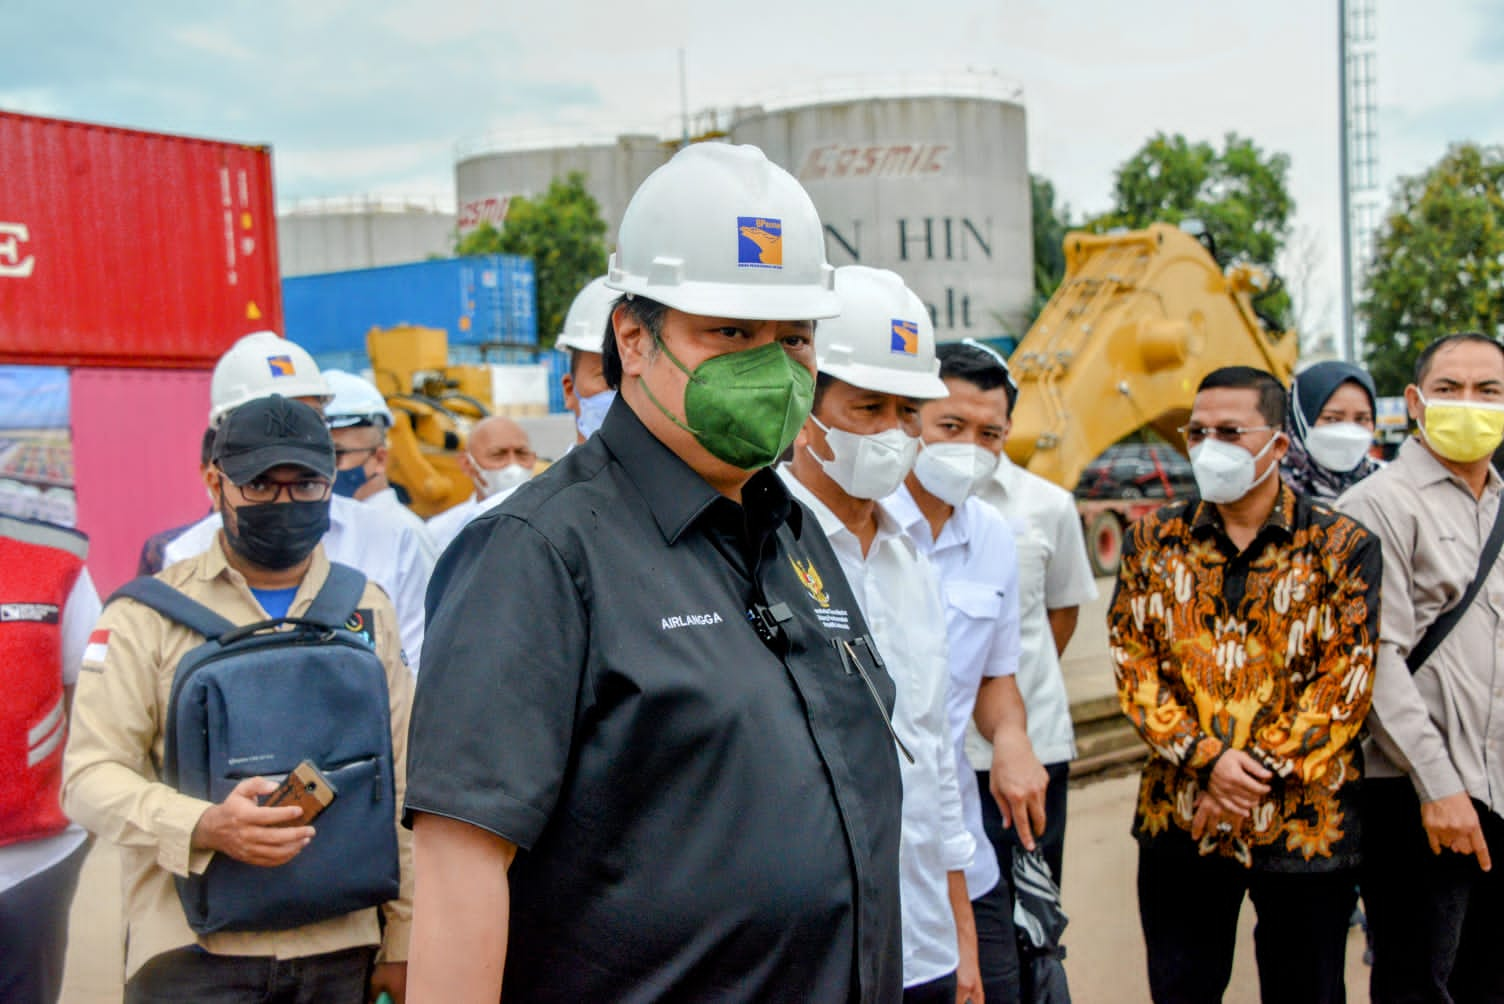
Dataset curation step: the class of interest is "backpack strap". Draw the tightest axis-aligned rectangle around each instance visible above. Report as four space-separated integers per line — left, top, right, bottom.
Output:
1406 499 1504 673
110 577 237 640
302 562 368 630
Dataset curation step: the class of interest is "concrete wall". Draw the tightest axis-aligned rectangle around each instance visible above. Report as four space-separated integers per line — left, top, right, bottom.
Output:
730 96 1033 339
278 208 457 278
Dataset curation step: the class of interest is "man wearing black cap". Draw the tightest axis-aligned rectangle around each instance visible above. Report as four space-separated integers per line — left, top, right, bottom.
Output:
63 396 413 1004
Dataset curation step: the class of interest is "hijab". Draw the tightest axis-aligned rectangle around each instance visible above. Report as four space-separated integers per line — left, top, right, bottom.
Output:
1280 360 1382 504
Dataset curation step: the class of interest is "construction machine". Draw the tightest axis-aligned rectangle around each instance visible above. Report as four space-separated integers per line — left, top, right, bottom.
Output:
1007 223 1298 574
365 325 495 518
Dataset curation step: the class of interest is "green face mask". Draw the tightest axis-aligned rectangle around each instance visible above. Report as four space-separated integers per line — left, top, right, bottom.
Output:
639 336 815 470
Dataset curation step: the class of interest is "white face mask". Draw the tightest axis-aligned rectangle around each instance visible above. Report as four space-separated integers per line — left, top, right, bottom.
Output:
1189 433 1282 505
1303 422 1373 473
473 459 532 498
913 441 1000 506
807 416 919 501
575 389 615 440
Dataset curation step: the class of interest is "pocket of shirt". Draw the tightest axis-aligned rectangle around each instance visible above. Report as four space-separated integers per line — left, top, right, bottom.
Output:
945 580 1002 621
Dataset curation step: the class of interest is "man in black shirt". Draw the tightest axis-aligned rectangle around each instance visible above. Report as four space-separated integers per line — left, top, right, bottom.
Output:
404 142 904 1003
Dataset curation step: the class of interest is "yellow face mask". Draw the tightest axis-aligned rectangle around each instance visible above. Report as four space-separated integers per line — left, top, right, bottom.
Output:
1416 391 1504 463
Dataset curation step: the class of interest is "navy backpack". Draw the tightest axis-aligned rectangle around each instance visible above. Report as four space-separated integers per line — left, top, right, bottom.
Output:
111 563 399 934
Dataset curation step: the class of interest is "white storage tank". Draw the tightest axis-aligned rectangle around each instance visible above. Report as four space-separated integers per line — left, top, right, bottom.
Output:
729 82 1033 339
277 197 457 278
454 133 671 247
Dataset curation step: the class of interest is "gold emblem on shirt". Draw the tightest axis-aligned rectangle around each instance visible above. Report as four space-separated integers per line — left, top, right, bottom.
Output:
790 556 830 608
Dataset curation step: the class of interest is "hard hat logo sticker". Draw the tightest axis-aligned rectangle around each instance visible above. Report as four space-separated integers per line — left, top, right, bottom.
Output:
891 319 919 356
266 354 296 377
737 217 783 269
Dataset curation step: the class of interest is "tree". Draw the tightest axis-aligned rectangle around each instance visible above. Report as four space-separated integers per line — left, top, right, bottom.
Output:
1360 143 1504 394
456 172 608 349
1030 174 1072 320
1090 132 1295 325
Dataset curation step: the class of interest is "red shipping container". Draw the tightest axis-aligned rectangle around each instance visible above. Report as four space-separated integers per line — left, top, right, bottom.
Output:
70 368 213 595
0 110 282 369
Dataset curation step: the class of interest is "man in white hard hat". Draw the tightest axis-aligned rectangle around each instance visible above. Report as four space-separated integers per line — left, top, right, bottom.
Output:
424 415 537 554
556 276 618 445
890 339 1052 1004
163 332 435 672
405 143 903 1003
782 265 978 1004
323 369 438 561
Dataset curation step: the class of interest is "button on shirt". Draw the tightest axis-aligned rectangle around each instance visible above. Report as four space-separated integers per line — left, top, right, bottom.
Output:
971 460 1098 768
405 400 904 1004
1338 437 1504 809
164 494 433 671
889 485 1021 901
783 471 975 987
1108 485 1381 870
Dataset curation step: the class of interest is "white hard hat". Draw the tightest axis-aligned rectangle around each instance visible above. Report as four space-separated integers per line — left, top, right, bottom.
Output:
209 331 332 425
323 369 394 428
556 276 617 355
606 143 839 322
816 266 947 399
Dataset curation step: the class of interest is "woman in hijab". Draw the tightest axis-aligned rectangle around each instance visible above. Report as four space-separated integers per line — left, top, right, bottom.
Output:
1280 360 1383 503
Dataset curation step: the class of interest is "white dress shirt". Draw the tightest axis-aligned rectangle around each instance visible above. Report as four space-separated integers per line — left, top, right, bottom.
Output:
424 489 516 556
782 469 973 988
888 484 1021 901
163 494 434 672
0 568 99 894
969 459 1098 768
364 486 439 563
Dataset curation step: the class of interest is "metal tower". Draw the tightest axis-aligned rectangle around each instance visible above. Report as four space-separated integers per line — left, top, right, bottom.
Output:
1339 0 1379 361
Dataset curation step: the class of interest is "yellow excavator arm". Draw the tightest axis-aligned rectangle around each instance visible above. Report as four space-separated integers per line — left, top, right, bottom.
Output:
1007 223 1298 490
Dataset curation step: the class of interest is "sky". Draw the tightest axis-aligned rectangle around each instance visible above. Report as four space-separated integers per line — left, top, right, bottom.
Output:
3 0 1501 342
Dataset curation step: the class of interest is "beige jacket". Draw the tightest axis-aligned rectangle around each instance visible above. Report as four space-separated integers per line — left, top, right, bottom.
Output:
62 539 414 980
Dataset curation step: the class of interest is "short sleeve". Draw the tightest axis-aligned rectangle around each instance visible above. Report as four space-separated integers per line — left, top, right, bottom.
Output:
1044 493 1098 609
403 512 588 850
60 567 103 687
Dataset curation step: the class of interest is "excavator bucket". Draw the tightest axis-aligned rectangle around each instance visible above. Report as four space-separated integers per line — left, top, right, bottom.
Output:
1006 224 1297 492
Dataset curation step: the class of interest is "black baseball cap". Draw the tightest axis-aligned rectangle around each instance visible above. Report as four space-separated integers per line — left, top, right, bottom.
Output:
213 395 336 484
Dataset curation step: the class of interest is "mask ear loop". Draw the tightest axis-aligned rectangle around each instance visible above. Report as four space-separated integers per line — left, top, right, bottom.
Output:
635 334 705 440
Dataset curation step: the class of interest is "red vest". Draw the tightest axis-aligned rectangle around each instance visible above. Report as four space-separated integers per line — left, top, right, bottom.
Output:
0 518 87 847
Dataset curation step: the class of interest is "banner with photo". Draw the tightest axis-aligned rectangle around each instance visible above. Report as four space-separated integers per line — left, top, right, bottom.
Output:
0 365 75 526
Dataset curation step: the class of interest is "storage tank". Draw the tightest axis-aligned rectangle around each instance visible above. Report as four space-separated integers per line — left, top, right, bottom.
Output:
729 82 1033 339
454 133 671 246
278 197 457 277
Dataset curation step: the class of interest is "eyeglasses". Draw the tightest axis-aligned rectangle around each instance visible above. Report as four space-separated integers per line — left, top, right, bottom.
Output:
234 475 332 504
1177 424 1276 445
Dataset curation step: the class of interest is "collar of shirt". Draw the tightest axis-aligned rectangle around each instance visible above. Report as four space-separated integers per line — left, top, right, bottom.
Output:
596 393 802 545
1189 482 1299 547
884 483 976 556
987 455 1023 501
779 467 906 561
1397 435 1504 496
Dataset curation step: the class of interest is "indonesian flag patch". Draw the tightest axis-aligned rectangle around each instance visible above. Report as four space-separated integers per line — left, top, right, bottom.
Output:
82 628 110 669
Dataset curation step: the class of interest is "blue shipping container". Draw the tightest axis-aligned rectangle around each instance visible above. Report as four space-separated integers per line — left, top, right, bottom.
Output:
282 256 537 355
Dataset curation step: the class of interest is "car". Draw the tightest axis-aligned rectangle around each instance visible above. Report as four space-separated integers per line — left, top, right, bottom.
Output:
1075 443 1196 500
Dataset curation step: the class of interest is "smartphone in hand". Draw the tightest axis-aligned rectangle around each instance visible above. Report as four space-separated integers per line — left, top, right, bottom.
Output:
261 760 338 825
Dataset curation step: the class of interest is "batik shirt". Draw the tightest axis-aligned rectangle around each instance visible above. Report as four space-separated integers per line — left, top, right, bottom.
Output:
1108 484 1381 871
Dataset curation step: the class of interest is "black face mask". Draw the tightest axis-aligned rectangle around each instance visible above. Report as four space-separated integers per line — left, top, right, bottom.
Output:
222 497 331 571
